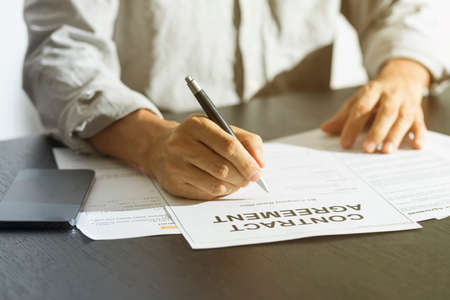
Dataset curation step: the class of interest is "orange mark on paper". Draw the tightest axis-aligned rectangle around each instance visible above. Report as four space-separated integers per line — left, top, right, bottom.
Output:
161 226 178 229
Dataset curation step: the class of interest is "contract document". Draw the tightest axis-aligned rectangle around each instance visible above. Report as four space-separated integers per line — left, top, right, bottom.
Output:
162 143 420 249
276 129 450 221
53 148 179 240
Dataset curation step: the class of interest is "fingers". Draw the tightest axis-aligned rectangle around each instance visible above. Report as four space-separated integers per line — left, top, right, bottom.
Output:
181 139 249 187
185 116 262 182
323 79 426 153
378 104 415 153
340 82 382 148
321 95 355 134
410 109 426 149
362 94 401 153
232 126 265 167
156 158 239 200
158 114 263 200
183 164 239 198
167 182 230 201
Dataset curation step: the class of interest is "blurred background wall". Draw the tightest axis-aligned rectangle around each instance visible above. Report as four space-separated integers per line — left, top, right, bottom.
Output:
0 0 44 140
0 0 367 141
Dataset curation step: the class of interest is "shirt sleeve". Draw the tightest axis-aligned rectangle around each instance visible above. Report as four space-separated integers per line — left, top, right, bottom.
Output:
342 0 450 93
23 0 163 153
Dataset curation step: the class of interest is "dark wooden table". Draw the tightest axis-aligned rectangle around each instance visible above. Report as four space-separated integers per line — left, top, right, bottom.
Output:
1 88 449 300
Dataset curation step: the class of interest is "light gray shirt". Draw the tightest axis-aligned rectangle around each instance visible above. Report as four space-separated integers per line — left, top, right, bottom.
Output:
23 0 450 152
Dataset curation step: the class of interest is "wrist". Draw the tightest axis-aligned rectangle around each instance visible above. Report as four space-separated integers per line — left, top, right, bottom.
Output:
90 109 178 172
140 113 178 176
376 58 431 91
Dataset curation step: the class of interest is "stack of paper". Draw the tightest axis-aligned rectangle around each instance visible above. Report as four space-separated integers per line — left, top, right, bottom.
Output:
53 129 450 249
53 149 179 239
276 130 450 221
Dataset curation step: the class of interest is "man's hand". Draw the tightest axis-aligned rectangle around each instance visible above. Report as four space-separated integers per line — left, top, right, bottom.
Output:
321 58 430 153
90 110 264 200
147 114 264 200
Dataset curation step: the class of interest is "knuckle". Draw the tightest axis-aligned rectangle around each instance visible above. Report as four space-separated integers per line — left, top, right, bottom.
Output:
186 113 200 120
354 102 372 115
380 102 397 117
210 184 227 196
184 114 204 128
398 109 414 123
215 164 229 179
365 81 380 93
389 89 401 99
224 138 239 157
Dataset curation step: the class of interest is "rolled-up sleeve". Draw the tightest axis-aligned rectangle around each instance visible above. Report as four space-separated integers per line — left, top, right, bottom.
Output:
343 0 450 92
23 0 162 152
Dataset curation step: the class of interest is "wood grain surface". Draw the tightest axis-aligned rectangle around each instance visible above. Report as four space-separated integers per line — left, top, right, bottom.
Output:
1 88 449 300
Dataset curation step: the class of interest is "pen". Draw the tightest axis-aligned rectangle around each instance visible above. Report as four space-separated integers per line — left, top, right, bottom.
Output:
185 76 270 193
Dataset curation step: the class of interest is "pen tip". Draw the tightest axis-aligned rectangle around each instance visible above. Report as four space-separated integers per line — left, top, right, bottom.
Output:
185 76 193 83
257 178 270 193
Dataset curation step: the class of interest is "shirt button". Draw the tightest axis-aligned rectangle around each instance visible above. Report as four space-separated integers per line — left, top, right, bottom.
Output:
81 90 95 100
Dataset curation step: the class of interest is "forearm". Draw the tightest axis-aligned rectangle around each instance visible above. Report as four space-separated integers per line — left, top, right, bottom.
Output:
89 109 177 174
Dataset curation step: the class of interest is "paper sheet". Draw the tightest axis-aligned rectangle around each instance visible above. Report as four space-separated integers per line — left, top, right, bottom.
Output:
276 129 450 221
53 148 179 239
162 143 420 249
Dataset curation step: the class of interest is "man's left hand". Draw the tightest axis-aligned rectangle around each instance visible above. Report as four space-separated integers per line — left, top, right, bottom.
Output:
321 58 431 154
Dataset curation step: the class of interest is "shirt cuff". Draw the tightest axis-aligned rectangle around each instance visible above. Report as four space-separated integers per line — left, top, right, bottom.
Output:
57 80 162 153
363 30 446 86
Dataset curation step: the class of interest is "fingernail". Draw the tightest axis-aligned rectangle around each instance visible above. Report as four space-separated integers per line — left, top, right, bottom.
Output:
250 170 261 182
341 139 351 149
384 142 394 153
364 141 376 153
414 139 423 149
321 122 332 131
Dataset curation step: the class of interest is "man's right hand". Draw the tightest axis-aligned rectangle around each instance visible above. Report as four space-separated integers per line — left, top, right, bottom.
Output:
90 110 264 200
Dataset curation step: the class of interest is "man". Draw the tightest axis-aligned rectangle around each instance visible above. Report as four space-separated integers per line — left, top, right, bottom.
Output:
23 1 449 199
